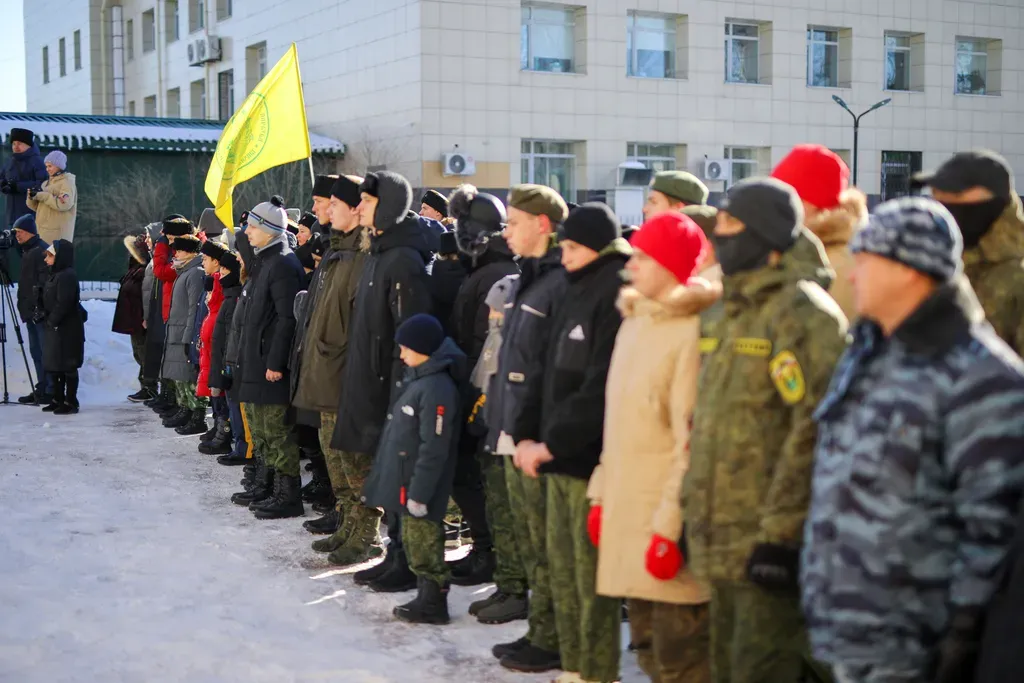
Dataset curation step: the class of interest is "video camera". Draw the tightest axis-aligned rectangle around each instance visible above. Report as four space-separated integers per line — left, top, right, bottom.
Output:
0 229 13 250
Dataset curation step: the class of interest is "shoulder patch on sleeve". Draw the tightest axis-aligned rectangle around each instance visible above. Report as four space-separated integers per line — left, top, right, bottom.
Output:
769 350 806 405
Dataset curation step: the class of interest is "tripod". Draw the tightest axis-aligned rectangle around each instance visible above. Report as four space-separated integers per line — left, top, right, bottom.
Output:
0 250 37 406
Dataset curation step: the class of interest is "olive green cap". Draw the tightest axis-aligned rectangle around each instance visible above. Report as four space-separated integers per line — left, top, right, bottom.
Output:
507 184 569 225
651 171 709 206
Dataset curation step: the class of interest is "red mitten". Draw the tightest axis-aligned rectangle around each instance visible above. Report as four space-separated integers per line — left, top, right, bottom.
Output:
587 506 602 547
645 535 683 580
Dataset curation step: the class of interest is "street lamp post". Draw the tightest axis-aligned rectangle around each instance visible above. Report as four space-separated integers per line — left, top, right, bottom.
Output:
831 96 892 186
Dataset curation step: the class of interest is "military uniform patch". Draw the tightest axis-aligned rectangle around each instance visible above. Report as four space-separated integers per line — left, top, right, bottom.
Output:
699 338 720 354
769 351 806 404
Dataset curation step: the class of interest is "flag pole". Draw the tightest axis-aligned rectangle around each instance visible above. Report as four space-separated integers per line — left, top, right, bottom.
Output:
307 156 315 188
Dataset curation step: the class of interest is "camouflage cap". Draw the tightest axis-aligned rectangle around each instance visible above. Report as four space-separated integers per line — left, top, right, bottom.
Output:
850 197 963 283
508 184 569 225
651 171 709 206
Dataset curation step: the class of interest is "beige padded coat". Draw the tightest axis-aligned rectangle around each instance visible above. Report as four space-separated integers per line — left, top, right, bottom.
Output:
27 171 77 244
587 279 720 605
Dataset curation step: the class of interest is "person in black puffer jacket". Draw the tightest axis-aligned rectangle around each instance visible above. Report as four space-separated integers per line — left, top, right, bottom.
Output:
40 240 84 415
208 249 248 466
11 214 51 404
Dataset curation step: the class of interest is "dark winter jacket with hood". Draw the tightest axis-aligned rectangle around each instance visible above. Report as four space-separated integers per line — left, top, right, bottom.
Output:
977 500 1024 683
1 143 47 228
235 236 304 406
16 234 49 324
42 239 84 372
538 239 631 480
450 237 519 368
160 254 205 383
332 210 434 455
112 236 152 336
361 338 467 523
209 271 243 399
428 255 467 338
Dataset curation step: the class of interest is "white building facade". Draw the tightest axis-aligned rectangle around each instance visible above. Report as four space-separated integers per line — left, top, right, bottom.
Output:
23 0 1024 204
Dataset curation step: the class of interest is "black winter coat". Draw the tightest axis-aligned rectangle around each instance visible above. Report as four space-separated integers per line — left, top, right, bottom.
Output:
1 144 47 228
236 239 304 405
537 245 630 480
450 239 518 368
16 235 48 324
488 245 567 447
208 280 242 398
42 240 84 372
142 265 166 380
976 501 1024 683
332 211 433 454
428 257 467 337
112 262 147 335
361 338 466 523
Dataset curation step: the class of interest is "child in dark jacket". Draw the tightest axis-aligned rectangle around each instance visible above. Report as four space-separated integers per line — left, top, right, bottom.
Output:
208 250 249 466
112 233 154 402
362 313 466 625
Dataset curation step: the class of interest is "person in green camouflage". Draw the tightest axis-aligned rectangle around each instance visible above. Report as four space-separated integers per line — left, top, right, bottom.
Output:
684 178 848 683
915 149 1024 355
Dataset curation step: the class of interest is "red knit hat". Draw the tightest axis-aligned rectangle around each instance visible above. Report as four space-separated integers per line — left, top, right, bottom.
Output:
771 144 850 210
631 212 709 284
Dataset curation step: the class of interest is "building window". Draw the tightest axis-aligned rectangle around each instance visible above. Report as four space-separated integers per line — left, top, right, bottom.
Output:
42 46 49 84
955 37 1000 95
807 27 840 87
167 87 181 118
73 30 82 71
521 140 576 200
189 0 205 33
724 21 760 84
144 95 157 117
881 151 923 201
884 33 911 91
128 100 136 116
216 0 232 21
59 37 66 77
191 78 207 119
166 1 180 43
521 4 576 74
126 19 134 61
725 147 758 185
246 42 268 91
626 12 678 79
142 9 156 53
627 143 677 172
218 69 235 120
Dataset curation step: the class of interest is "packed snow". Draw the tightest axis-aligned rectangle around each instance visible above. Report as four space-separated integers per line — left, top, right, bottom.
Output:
0 299 643 682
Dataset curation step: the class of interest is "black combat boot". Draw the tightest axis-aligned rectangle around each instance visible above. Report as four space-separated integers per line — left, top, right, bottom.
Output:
147 383 174 410
249 469 282 511
499 644 561 673
475 590 529 624
368 549 417 593
448 547 496 587
175 408 208 435
393 577 451 625
253 474 304 520
199 415 220 443
231 461 273 506
162 406 190 428
199 417 232 455
302 509 340 535
491 636 530 660
354 550 395 586
301 455 335 509
158 397 182 418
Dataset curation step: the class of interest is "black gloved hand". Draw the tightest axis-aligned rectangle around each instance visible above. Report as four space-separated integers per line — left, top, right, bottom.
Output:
745 543 800 591
932 607 983 683
0 179 13 194
27 187 38 199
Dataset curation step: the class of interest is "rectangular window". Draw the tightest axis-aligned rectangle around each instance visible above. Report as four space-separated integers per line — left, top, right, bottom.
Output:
521 140 576 200
216 0 232 21
627 143 677 172
42 46 49 84
191 78 207 118
166 1 180 43
627 12 676 79
167 87 181 118
189 0 205 33
128 100 136 116
807 27 839 87
884 32 911 91
724 21 759 84
725 147 758 185
521 4 575 73
126 19 134 60
59 37 66 77
881 151 923 201
218 69 234 120
956 38 992 95
142 9 156 53
144 95 157 117
73 30 82 71
246 42 268 91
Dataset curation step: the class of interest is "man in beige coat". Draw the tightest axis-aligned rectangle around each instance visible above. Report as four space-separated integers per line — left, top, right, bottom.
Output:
589 212 721 683
27 150 77 244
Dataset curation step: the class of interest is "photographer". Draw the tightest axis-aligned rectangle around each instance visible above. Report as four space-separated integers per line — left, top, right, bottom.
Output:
1 128 47 229
26 151 77 244
11 214 52 404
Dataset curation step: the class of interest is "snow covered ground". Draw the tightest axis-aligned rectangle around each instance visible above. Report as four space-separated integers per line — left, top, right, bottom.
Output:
0 301 644 682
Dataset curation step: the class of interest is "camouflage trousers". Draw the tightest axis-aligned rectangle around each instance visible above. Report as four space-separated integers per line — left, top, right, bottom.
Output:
482 453 528 595
130 333 157 390
319 412 373 513
505 458 558 652
174 381 208 411
710 580 826 683
628 599 711 683
401 515 450 586
243 403 297 476
546 474 620 682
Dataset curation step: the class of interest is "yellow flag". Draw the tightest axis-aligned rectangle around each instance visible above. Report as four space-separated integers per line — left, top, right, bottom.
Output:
205 43 311 228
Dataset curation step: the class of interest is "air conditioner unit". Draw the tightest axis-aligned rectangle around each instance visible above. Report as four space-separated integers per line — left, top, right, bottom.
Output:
442 152 476 177
188 36 222 66
703 159 731 182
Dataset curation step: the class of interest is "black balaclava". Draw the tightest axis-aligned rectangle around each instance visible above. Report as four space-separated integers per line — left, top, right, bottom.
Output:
713 230 777 276
940 198 1007 249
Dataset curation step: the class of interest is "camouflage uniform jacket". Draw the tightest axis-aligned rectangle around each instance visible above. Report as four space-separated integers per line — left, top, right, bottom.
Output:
962 195 1024 356
802 284 1024 674
684 228 848 583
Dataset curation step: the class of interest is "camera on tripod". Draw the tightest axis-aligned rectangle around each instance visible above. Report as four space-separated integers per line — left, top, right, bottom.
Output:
0 230 13 250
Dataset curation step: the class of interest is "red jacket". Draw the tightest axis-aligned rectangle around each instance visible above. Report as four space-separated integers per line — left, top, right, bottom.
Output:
196 273 224 398
153 232 208 322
